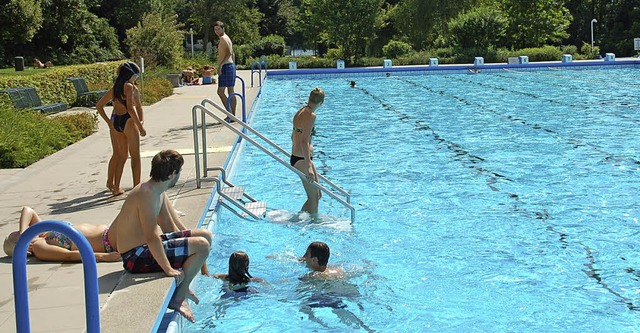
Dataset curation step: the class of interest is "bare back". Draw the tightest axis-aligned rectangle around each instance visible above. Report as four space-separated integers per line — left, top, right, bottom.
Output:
218 34 234 66
109 182 164 253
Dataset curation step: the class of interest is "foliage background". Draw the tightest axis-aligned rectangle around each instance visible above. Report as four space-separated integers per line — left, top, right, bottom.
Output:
1 0 639 68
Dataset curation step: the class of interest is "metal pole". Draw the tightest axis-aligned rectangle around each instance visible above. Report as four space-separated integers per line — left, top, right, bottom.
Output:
190 28 194 57
591 19 597 54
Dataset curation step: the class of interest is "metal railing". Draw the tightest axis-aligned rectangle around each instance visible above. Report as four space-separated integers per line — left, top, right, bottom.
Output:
191 99 355 222
12 220 100 333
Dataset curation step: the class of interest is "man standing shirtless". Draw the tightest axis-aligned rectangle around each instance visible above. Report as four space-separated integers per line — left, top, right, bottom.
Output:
108 149 212 322
214 21 236 122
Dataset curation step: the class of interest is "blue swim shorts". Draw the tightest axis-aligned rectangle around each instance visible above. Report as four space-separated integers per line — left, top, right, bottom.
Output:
218 63 236 87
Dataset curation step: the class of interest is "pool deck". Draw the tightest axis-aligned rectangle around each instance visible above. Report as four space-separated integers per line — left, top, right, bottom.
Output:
1 57 638 332
0 70 261 332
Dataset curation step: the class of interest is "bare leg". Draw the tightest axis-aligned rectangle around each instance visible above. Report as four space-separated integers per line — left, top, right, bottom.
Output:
124 122 141 186
106 129 118 191
111 131 128 196
217 86 228 113
167 235 211 322
294 161 320 214
227 87 236 117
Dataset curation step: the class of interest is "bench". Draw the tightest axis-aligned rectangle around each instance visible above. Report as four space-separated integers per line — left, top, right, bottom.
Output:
1 87 68 114
66 77 108 106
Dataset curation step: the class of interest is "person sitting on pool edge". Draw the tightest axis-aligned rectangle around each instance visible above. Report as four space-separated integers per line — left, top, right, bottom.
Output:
3 206 121 262
299 241 343 279
212 251 263 297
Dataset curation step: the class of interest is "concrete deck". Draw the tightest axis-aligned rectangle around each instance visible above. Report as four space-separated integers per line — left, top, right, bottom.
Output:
0 70 261 332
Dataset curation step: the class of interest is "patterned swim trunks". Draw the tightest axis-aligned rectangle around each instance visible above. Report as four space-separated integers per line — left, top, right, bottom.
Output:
121 230 192 273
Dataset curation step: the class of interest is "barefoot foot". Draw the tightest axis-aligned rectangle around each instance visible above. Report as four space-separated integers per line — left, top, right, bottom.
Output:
187 289 200 304
111 188 124 196
168 300 195 323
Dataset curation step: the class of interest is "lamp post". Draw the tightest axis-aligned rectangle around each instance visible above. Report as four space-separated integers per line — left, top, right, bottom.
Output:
190 28 194 57
591 19 598 54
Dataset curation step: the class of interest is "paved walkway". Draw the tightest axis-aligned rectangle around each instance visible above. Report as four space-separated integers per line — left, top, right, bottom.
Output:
0 70 261 332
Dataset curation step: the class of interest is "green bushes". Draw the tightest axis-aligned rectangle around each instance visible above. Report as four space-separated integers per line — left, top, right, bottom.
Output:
0 61 175 167
382 41 413 59
126 13 185 68
0 108 97 168
251 35 286 57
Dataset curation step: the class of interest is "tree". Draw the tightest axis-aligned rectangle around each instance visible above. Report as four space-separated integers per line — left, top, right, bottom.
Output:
300 0 384 62
0 0 43 44
126 12 184 68
394 0 480 50
500 0 572 49
189 0 262 54
30 0 122 64
448 6 508 49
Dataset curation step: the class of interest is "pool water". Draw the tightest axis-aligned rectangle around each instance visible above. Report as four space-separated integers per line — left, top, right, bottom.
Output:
186 67 640 332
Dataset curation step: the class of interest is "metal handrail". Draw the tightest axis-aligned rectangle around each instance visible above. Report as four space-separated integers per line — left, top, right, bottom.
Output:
200 98 351 202
201 76 247 177
191 102 355 222
250 61 262 87
12 220 100 333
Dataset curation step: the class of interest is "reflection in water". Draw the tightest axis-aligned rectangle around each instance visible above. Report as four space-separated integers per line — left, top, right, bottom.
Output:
296 278 375 332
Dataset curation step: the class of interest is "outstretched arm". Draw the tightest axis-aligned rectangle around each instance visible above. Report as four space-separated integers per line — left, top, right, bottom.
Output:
32 240 121 262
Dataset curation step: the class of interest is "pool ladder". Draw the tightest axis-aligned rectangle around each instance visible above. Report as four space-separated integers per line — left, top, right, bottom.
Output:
210 166 267 219
192 98 355 223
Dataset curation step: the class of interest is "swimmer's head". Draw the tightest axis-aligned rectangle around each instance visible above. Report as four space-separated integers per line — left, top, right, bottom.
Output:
303 241 330 269
350 80 356 87
228 251 252 285
385 72 391 77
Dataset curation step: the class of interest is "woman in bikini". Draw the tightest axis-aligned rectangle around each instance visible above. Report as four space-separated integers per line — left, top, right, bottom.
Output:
291 87 325 215
97 62 146 196
3 207 120 262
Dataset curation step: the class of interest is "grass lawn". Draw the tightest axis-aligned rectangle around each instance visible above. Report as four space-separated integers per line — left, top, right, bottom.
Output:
0 66 56 76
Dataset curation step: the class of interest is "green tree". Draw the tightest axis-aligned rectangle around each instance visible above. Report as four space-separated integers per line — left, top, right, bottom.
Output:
30 0 122 64
0 0 43 44
500 0 572 48
300 0 384 62
126 12 184 68
448 6 508 49
394 0 480 50
189 0 262 54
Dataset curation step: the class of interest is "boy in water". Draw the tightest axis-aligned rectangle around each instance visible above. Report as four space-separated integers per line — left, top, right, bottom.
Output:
299 241 344 278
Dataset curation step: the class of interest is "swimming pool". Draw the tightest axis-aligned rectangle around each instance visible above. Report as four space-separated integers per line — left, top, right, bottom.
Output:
185 66 640 331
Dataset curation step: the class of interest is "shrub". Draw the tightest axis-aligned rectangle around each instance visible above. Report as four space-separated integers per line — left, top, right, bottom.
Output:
382 40 414 59
0 108 97 168
580 42 600 59
516 45 563 62
234 44 255 68
138 73 173 105
126 12 185 68
448 6 508 49
561 45 578 56
325 48 344 60
251 35 286 57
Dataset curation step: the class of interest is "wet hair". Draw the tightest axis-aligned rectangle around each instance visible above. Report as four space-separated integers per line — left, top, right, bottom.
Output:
150 149 184 181
350 81 356 87
113 61 141 105
307 241 330 267
228 251 252 285
308 87 325 105
214 21 225 29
